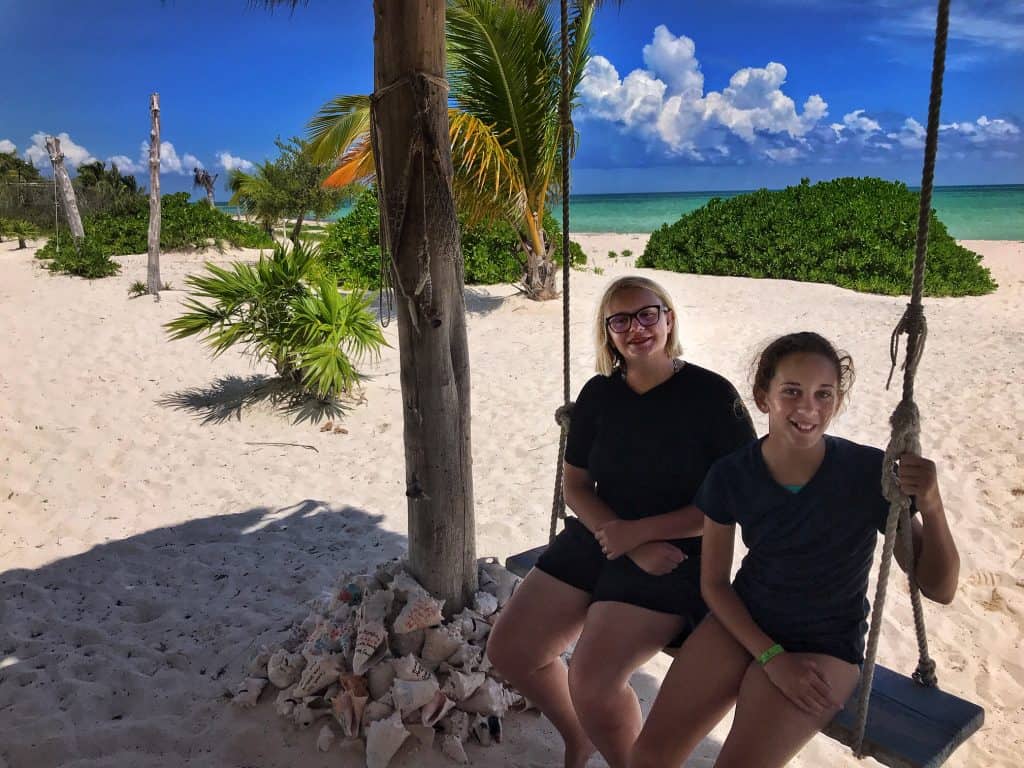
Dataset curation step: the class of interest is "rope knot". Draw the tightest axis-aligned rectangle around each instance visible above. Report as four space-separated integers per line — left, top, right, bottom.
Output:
554 402 574 429
887 302 929 390
913 657 938 687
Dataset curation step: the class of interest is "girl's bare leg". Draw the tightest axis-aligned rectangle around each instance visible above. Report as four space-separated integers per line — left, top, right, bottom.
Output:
568 601 685 768
486 569 594 768
714 653 860 768
630 615 752 768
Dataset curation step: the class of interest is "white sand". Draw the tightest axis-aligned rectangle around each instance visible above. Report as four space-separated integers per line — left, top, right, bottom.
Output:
1 236 1021 767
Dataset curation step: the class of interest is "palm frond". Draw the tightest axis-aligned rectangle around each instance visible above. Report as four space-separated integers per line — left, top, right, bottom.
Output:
307 95 372 165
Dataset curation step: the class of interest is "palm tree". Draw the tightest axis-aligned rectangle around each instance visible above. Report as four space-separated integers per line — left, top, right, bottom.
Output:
226 162 288 235
307 0 594 300
193 167 218 206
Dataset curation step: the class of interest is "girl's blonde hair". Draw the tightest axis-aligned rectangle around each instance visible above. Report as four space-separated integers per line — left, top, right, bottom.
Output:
594 276 683 375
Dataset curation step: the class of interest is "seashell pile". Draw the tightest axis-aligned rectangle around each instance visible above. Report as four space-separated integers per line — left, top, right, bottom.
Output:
231 558 523 766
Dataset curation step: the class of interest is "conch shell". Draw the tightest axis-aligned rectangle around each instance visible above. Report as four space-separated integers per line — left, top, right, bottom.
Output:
479 558 521 607
361 588 395 625
352 622 388 675
275 686 299 718
367 659 397 701
332 691 368 738
292 654 343 698
472 591 499 618
393 594 444 634
247 646 272 676
340 673 369 699
459 677 509 716
453 608 491 642
392 678 440 717
363 698 395 727
445 641 483 672
365 711 410 768
392 654 432 682
293 695 332 728
439 709 470 742
231 677 267 708
440 733 470 764
420 689 456 727
389 627 425 657
421 626 462 667
317 723 336 752
267 649 306 689
442 669 485 702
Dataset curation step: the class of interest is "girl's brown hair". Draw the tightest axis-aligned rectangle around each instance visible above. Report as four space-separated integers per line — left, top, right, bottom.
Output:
752 332 855 408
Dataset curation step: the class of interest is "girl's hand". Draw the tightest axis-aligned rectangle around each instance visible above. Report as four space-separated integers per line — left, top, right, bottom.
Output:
762 652 839 717
897 453 942 513
596 519 646 559
626 542 685 575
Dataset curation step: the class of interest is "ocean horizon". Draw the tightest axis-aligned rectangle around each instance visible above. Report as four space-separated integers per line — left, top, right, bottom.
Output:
217 183 1024 241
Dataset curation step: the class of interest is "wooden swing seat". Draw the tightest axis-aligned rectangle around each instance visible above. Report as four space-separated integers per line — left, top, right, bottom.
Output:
505 548 984 768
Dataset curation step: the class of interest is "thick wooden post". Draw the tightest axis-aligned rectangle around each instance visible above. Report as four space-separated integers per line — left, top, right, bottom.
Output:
44 136 84 241
374 0 477 611
147 93 162 298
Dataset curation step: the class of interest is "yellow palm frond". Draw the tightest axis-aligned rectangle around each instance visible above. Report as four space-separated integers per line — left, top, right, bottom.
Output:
322 139 375 189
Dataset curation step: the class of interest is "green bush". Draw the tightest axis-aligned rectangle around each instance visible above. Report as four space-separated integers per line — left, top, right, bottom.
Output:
166 241 386 399
36 193 273 259
319 187 586 289
638 177 996 297
46 234 121 279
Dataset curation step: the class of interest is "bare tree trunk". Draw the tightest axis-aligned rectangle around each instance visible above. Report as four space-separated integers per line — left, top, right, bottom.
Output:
374 0 476 611
44 136 84 241
289 212 305 245
147 93 162 298
205 185 215 207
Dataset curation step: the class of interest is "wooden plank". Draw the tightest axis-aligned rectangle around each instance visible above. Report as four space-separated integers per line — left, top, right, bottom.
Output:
824 665 984 768
505 545 547 578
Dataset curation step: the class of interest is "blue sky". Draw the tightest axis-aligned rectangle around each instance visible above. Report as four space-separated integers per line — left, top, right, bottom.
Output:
1 0 1021 196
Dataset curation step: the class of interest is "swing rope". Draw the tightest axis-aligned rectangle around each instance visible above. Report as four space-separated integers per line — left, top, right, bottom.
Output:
853 0 950 755
549 0 574 545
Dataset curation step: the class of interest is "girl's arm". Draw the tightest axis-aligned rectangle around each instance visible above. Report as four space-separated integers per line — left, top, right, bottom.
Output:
894 454 960 604
595 506 703 559
562 462 618 533
702 516 838 715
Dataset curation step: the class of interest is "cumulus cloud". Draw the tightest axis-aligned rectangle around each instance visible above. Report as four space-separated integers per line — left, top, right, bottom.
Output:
216 151 255 172
886 118 926 150
764 147 802 163
135 140 200 175
24 132 97 170
107 154 144 173
579 26 828 158
183 153 204 171
941 115 1020 144
0 139 16 154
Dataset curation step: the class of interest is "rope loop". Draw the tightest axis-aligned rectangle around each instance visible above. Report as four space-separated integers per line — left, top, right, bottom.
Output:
554 402 574 429
913 657 939 687
886 303 929 390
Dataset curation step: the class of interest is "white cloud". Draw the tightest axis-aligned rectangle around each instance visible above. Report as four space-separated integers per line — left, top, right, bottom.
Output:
107 154 144 173
137 140 198 175
24 131 97 170
183 153 204 171
216 151 255 172
764 147 802 163
839 109 881 135
941 115 1020 144
887 117 927 149
0 139 16 154
580 26 828 156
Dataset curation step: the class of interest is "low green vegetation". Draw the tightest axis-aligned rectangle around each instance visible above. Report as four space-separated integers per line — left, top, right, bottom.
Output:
638 177 996 297
36 193 272 262
622 249 633 258
318 187 585 289
607 250 618 259
0 217 40 248
44 234 121 279
166 241 386 399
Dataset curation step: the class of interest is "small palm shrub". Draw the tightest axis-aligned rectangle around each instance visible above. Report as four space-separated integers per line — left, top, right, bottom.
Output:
165 241 386 399
10 219 40 248
46 234 121 279
639 177 996 297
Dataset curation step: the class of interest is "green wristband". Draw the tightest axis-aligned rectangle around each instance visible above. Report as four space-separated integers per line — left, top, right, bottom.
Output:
756 643 785 666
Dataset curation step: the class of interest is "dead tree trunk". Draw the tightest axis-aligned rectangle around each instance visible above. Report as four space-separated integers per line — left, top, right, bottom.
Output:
147 93 162 298
374 0 477 611
44 136 84 242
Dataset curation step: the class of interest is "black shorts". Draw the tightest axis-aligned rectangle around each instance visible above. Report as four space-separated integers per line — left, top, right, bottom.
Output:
534 516 708 648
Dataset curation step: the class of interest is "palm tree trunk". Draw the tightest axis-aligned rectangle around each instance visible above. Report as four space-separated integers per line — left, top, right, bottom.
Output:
44 137 85 241
147 93 163 298
522 206 558 300
374 0 477 611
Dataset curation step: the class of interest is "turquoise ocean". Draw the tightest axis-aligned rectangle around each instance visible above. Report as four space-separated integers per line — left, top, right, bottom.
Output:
218 184 1024 240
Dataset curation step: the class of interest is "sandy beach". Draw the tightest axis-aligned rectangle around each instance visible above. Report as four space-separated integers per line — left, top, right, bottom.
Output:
1 235 1021 768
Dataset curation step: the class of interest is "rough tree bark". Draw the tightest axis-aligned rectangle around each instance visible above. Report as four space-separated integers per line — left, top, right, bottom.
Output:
147 93 162 298
44 136 84 241
374 0 477 611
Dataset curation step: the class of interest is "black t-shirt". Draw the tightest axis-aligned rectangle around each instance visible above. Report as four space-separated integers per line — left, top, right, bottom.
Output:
565 363 755 557
696 435 894 663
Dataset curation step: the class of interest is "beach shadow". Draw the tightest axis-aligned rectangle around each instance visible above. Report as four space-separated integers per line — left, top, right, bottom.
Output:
158 374 349 425
464 286 508 316
0 499 722 768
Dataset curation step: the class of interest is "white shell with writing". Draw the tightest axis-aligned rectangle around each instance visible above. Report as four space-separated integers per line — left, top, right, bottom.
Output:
365 711 410 768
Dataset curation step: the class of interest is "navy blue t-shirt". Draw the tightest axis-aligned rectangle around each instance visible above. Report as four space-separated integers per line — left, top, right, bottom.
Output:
695 435 893 664
565 363 755 557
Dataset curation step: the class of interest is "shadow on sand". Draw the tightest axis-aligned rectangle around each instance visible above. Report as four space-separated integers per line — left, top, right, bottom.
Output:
0 501 720 767
158 374 350 426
